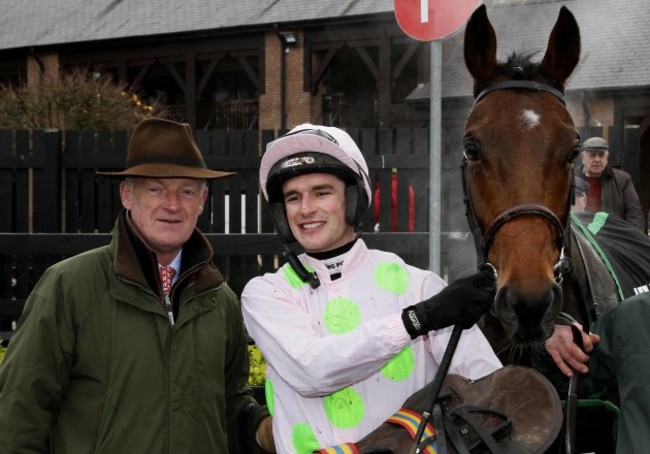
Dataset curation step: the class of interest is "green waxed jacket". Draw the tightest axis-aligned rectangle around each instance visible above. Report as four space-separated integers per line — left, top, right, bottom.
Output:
0 212 266 453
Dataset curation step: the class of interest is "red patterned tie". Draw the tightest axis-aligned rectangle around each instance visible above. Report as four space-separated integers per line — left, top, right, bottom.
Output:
160 265 176 295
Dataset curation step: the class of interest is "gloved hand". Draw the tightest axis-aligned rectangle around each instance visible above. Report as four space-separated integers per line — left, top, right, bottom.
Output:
401 267 496 339
256 416 276 453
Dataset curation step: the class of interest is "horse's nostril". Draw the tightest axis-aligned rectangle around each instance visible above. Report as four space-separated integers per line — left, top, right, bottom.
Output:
505 286 556 328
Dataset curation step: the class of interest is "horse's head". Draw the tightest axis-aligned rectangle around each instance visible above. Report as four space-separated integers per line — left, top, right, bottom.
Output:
463 6 581 346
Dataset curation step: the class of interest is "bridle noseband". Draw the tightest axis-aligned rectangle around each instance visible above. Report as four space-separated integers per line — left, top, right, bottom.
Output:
463 80 574 283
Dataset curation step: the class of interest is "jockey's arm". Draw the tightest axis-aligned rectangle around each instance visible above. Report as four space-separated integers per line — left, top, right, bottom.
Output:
545 323 601 377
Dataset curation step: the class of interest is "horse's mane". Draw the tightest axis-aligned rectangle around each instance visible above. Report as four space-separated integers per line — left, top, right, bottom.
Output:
474 51 564 97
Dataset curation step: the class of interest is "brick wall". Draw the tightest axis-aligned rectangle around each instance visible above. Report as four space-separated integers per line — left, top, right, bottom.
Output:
259 30 315 130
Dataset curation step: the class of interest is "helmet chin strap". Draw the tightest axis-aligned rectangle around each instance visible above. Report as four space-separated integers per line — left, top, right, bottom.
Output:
283 245 321 289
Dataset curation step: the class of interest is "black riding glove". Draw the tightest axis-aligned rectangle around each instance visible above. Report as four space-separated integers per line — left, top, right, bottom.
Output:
401 268 497 339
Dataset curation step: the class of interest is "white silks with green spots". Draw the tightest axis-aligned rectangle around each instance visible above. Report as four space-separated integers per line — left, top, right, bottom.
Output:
241 239 501 454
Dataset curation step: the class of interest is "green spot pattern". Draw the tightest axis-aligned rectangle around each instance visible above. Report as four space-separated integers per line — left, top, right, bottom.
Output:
323 297 361 334
264 378 275 416
374 262 409 295
381 345 415 381
292 422 321 454
323 387 364 429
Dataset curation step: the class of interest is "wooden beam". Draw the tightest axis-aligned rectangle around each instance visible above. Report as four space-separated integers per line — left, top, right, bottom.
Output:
197 54 225 99
392 42 420 86
236 55 259 91
310 48 339 94
163 61 187 95
352 46 378 81
130 60 155 89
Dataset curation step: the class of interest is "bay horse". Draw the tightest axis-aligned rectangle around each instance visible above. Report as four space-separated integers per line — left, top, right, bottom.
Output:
461 5 621 364
320 5 643 453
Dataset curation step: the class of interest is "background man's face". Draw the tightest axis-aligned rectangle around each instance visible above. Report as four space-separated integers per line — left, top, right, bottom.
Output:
581 150 608 177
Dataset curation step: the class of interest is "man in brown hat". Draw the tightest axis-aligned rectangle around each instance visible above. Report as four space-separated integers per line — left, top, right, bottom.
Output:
0 118 275 453
576 136 645 232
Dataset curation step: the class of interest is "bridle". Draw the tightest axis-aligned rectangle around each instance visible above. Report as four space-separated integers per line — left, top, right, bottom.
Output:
462 80 575 284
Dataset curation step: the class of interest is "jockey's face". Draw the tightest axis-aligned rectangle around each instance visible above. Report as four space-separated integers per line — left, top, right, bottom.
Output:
282 172 356 253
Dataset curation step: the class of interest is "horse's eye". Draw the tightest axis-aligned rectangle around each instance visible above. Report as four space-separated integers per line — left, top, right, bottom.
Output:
568 144 580 162
463 141 481 161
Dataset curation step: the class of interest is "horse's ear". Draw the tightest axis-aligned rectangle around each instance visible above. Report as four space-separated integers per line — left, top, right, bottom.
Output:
540 6 581 85
464 5 498 87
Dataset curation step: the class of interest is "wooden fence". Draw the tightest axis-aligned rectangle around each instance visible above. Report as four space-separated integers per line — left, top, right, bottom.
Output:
0 127 483 340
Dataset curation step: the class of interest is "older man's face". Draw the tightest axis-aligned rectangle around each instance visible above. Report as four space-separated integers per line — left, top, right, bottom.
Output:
120 178 208 264
581 150 608 177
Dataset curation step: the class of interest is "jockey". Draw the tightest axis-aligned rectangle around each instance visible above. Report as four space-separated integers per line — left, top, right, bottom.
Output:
241 124 502 453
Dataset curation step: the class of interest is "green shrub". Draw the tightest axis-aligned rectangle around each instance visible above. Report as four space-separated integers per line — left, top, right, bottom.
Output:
0 68 167 130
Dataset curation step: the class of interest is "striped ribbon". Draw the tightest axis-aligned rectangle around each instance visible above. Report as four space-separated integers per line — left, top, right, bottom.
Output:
316 443 359 454
385 408 439 454
315 408 438 454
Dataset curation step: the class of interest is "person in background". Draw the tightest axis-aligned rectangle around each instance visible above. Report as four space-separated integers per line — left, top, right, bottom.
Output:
572 177 590 213
576 137 645 232
0 118 274 453
241 124 501 453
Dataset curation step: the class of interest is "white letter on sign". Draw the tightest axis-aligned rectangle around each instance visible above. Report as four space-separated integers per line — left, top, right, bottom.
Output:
420 0 429 23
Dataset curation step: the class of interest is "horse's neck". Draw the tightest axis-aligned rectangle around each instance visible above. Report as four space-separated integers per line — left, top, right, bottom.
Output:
565 225 620 326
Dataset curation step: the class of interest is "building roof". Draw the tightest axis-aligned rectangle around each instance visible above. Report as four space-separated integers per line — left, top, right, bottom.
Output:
1 0 647 94
438 0 650 97
0 0 393 50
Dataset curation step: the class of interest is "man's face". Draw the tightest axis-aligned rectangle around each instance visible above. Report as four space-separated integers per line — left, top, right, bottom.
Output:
282 173 356 253
581 150 609 177
120 178 207 264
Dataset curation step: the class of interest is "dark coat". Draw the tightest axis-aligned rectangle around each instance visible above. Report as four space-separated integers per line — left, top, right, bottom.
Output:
0 211 267 453
576 164 646 233
591 292 650 453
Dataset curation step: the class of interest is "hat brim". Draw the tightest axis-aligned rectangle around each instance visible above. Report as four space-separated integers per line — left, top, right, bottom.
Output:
96 163 234 179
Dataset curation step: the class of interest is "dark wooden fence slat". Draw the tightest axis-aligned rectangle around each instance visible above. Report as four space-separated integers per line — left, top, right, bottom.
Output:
33 130 62 232
209 178 228 233
244 171 258 233
80 131 98 233
0 130 14 233
96 130 115 231
396 170 411 232
228 177 243 234
211 129 228 157
64 130 81 233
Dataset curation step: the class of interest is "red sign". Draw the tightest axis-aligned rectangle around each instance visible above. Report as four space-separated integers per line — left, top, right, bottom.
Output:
394 0 480 41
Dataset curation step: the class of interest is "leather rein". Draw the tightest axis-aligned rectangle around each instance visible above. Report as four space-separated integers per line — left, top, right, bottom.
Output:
462 80 575 283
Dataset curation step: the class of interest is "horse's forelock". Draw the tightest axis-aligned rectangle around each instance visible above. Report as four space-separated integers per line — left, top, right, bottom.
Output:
475 51 564 97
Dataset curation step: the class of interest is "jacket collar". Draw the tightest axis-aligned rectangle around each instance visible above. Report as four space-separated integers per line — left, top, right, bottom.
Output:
111 210 224 294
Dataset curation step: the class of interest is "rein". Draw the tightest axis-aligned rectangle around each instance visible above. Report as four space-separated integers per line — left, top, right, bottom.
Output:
462 79 574 283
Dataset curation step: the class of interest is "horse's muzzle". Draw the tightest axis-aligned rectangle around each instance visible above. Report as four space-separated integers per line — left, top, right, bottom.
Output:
494 282 562 343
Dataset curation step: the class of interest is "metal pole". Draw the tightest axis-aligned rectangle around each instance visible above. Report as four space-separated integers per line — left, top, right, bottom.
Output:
429 40 442 274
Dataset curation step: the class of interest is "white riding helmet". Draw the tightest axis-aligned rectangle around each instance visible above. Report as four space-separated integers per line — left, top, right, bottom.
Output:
260 123 372 243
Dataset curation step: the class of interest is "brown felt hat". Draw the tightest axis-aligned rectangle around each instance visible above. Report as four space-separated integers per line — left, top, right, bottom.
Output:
97 118 234 179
